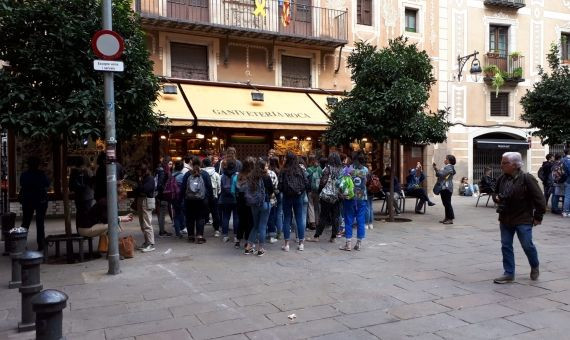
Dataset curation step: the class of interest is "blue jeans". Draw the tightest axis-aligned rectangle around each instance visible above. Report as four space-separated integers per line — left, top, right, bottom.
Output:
366 195 374 224
564 182 570 213
249 202 271 245
282 194 305 241
343 199 367 240
267 193 283 237
500 223 539 277
220 203 239 237
172 200 184 236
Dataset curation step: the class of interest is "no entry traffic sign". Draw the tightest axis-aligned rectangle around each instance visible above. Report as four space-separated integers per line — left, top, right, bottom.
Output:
91 30 124 60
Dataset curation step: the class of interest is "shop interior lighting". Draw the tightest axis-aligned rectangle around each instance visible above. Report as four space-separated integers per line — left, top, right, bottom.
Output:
163 84 178 94
292 136 298 140
279 136 286 140
306 137 312 141
196 133 205 139
186 128 193 134
212 136 218 141
160 135 167 140
362 138 368 142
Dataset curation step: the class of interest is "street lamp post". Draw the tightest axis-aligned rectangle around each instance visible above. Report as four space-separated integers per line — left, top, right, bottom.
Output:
457 51 482 82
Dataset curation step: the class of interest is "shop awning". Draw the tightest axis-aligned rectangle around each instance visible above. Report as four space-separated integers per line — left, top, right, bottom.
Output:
154 87 194 126
475 139 530 150
179 84 331 130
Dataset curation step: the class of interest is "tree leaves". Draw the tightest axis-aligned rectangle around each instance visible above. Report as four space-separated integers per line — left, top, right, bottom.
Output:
324 37 450 146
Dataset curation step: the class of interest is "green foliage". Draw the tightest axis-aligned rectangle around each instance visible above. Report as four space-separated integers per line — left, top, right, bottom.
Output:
509 51 522 58
0 0 163 142
492 72 505 97
324 37 451 146
511 67 523 79
483 65 499 76
521 42 570 145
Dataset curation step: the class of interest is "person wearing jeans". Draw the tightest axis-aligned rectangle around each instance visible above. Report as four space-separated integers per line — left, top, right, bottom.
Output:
493 152 545 284
181 156 213 244
281 193 305 251
340 151 369 251
244 159 274 256
563 150 570 217
171 161 185 237
19 156 50 251
135 163 156 252
279 151 308 252
434 155 456 224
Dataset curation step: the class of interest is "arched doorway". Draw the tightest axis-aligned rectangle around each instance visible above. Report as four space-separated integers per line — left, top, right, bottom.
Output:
473 132 529 181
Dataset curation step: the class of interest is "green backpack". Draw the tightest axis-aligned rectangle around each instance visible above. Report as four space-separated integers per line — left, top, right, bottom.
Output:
337 175 354 200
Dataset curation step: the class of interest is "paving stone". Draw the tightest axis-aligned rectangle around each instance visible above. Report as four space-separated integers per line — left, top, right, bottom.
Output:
308 328 378 340
67 303 129 320
208 335 249 340
189 316 275 340
423 286 472 298
196 303 279 325
246 318 348 340
268 294 337 312
0 310 8 320
387 301 451 320
398 270 453 281
434 292 513 309
104 315 201 339
231 290 296 307
64 329 106 340
435 318 531 339
543 290 570 304
265 305 341 325
407 333 446 340
332 296 403 314
383 286 439 304
70 294 144 311
70 308 173 332
446 303 520 323
531 278 570 292
366 313 468 339
334 309 397 329
506 309 570 331
494 283 551 298
136 329 192 340
500 327 570 340
499 297 563 312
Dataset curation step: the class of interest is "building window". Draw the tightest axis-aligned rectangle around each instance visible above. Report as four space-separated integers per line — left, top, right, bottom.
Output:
405 8 418 33
281 55 312 88
170 42 209 80
489 25 509 57
490 93 509 117
562 33 570 62
357 0 372 26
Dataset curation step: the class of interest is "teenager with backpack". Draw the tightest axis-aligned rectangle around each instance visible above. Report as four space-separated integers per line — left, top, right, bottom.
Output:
538 154 554 205
340 151 369 251
279 151 309 252
181 156 213 244
155 157 173 238
236 157 255 249
267 157 282 243
219 159 239 243
306 155 322 230
307 152 343 243
202 157 221 236
244 158 274 256
550 153 566 214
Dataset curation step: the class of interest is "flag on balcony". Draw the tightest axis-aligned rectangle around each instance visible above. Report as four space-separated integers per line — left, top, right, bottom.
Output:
282 0 291 27
253 0 267 17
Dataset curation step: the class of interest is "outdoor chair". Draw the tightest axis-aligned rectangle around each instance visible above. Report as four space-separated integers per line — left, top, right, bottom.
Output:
380 190 405 214
476 192 493 207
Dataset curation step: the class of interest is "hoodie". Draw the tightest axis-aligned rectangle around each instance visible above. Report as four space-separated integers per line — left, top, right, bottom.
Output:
203 166 221 198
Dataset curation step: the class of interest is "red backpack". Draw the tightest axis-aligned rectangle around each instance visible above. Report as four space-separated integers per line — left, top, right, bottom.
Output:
367 175 381 194
162 174 180 201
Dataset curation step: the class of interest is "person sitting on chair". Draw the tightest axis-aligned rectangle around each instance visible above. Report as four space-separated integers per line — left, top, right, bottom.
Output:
380 167 401 215
405 163 436 213
479 166 497 194
459 177 480 197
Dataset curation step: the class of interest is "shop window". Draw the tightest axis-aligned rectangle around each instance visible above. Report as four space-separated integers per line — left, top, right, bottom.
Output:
281 55 311 88
490 93 509 117
562 33 570 62
405 8 418 33
489 25 509 57
357 0 372 26
170 42 209 80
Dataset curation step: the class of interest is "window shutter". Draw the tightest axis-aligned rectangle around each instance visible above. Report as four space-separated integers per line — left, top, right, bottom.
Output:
170 43 209 80
490 93 509 117
282 56 311 88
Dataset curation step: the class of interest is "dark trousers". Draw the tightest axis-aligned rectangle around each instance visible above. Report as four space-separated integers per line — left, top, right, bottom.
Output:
440 190 454 220
407 188 429 211
21 201 48 251
220 203 239 236
208 197 220 231
315 200 340 240
236 194 253 241
543 183 552 207
185 199 206 238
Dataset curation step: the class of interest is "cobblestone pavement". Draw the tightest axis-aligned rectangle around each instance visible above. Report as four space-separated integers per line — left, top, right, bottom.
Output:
1 196 569 339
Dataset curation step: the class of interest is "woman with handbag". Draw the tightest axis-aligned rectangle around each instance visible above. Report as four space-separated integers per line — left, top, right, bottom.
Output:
433 155 457 224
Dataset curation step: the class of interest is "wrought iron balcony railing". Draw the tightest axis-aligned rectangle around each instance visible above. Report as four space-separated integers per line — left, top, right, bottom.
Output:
483 52 525 84
135 0 348 47
483 0 525 9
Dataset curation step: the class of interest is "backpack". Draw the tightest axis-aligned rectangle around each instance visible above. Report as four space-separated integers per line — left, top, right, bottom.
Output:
338 175 355 200
186 174 206 200
220 173 237 203
283 171 306 196
551 160 567 184
308 168 321 193
367 175 381 194
162 175 180 202
245 179 265 207
320 167 340 203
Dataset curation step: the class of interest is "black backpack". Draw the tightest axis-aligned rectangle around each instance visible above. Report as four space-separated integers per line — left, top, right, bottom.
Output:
283 170 307 196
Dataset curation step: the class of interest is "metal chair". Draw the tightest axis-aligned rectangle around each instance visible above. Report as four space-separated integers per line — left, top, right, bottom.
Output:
476 193 492 207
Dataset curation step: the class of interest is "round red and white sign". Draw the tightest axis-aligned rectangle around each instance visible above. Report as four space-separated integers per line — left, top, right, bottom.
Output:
91 30 125 60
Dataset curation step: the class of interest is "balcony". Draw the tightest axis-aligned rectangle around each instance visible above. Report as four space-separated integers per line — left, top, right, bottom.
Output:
135 0 348 48
483 0 525 9
483 53 525 86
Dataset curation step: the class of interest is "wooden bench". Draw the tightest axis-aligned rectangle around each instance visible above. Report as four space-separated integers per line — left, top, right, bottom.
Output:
43 234 94 262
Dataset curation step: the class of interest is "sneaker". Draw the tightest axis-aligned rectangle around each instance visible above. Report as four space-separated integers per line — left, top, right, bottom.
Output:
369 224 374 230
365 225 369 230
340 241 351 251
244 247 254 255
298 242 304 251
222 236 230 243
281 244 290 252
213 230 221 237
442 220 454 225
180 228 188 234
141 244 155 253
137 242 149 250
562 212 570 218
234 241 241 249
329 237 336 243
306 237 319 242
196 237 206 244
493 275 514 284
530 266 539 280
257 249 266 257
159 231 173 237
269 237 278 244
427 202 436 207
353 240 362 251
188 236 195 243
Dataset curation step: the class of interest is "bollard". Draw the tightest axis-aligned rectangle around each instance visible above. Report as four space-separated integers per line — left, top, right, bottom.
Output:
31 289 68 340
1 212 16 256
18 251 44 332
8 228 28 289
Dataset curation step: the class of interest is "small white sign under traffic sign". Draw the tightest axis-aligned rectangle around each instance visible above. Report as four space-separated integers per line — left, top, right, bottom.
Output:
94 60 124 72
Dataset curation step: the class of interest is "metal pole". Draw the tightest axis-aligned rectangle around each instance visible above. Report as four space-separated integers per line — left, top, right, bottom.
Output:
103 0 120 275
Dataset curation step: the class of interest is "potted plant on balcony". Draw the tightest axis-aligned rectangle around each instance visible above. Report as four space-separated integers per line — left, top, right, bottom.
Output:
510 51 522 61
492 71 505 97
487 49 500 59
483 64 499 78
511 67 523 79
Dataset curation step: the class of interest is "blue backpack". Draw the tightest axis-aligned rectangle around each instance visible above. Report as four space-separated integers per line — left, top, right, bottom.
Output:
220 173 237 204
245 179 265 207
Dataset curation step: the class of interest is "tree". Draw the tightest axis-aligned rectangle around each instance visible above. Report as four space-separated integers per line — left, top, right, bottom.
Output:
521 42 570 148
0 0 163 259
324 37 451 221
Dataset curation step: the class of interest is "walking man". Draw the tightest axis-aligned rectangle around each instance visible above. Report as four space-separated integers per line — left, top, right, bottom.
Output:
493 152 545 284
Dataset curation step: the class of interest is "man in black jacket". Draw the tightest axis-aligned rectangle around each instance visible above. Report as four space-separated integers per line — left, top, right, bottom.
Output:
538 154 554 205
493 152 545 284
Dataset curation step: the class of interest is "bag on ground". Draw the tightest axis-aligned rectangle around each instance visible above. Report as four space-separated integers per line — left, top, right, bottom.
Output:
119 235 135 258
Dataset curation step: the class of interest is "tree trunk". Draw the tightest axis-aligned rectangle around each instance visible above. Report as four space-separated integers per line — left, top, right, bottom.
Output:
61 135 73 263
388 138 396 222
